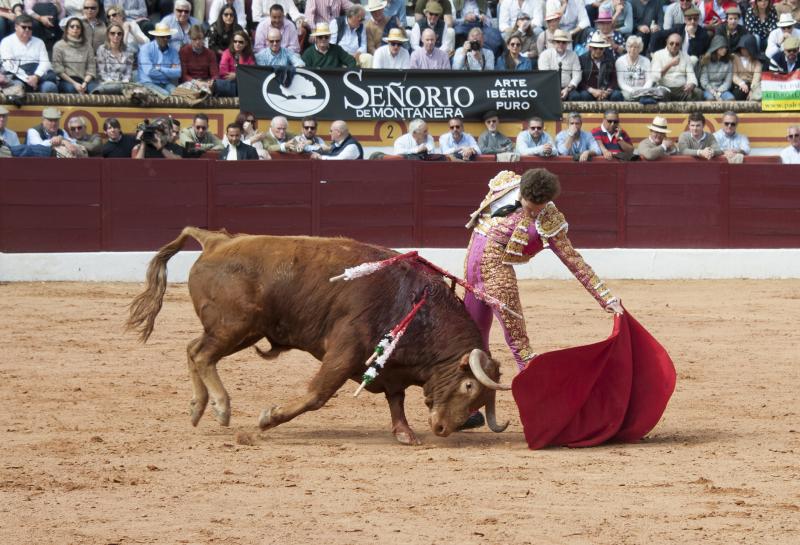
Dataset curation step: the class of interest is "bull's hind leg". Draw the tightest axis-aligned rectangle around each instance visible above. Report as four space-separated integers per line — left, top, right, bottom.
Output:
258 347 357 431
187 337 209 426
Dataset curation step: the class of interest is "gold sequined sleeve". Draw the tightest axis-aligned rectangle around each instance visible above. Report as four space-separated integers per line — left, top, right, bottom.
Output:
548 230 616 308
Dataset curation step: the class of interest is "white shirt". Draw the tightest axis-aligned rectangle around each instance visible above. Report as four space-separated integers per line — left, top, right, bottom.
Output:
252 0 303 24
26 126 76 146
394 132 436 154
372 44 410 69
438 131 480 155
538 47 581 88
0 34 52 80
452 47 495 70
498 0 544 33
765 28 800 60
225 144 238 160
207 0 247 27
547 0 590 32
329 18 367 56
780 145 800 164
321 140 360 159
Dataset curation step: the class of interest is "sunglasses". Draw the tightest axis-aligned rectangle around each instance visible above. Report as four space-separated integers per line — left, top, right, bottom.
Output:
107 11 118 16
246 118 256 123
267 39 281 43
529 126 543 130
18 25 33 30
109 30 123 35
606 119 620 124
485 119 498 124
788 134 800 139
222 11 234 16
233 39 245 43
667 41 681 46
303 125 317 130
83 5 98 9
68 24 82 29
724 122 737 126
389 42 402 46
69 126 85 131
176 8 189 13
449 125 462 129
508 42 521 47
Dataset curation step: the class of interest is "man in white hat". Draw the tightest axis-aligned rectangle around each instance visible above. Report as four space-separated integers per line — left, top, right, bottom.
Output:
0 105 20 147
769 34 799 73
410 2 455 54
160 0 200 49
301 22 357 67
576 31 623 101
537 28 581 100
137 22 181 97
637 116 676 160
365 0 398 54
372 27 410 68
766 13 800 59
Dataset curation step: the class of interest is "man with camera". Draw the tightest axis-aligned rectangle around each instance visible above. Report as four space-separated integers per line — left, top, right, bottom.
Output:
132 118 183 159
453 27 494 70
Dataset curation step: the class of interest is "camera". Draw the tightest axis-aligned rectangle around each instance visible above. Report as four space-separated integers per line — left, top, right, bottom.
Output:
137 119 163 146
469 40 482 52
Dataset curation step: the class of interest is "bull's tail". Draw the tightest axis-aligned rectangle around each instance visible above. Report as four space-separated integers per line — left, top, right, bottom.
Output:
126 226 230 342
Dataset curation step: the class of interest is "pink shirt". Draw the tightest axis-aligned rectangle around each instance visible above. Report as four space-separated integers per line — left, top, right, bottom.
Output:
253 18 300 54
218 49 255 78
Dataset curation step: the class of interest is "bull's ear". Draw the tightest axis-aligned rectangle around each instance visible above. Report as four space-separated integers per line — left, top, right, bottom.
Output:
458 352 470 370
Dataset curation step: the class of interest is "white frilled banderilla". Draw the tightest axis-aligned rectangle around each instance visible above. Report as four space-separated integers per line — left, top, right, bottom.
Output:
329 251 521 396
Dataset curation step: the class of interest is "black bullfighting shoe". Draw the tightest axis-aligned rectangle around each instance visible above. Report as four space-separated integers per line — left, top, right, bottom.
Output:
457 411 485 431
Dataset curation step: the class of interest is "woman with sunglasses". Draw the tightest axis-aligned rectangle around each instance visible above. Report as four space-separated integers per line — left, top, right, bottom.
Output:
215 29 254 96
105 5 149 52
495 33 533 70
52 17 98 93
94 21 134 93
206 5 243 58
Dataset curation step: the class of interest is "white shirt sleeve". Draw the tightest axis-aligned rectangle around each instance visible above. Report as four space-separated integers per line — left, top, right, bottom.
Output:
321 143 360 159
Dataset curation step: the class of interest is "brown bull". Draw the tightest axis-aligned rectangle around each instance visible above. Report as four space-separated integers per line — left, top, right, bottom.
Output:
126 227 510 445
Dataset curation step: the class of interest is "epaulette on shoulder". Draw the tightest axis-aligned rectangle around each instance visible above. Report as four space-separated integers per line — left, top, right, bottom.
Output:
535 202 568 238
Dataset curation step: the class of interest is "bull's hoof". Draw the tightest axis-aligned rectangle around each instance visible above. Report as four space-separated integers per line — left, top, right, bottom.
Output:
189 398 208 427
393 430 421 446
210 399 230 427
258 406 278 430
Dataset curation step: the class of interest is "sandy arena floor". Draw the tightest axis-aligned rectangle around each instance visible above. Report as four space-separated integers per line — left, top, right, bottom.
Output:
1 279 798 544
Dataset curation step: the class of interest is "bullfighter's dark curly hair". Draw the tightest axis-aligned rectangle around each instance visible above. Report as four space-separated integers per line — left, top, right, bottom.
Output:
520 168 561 205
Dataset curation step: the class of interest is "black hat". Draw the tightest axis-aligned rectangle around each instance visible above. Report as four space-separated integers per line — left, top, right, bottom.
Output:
482 110 500 121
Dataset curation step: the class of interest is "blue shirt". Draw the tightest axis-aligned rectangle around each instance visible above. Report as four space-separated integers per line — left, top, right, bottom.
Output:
1 127 20 147
555 129 601 156
495 55 533 71
515 130 554 156
138 41 181 85
438 131 481 155
255 47 305 67
160 14 202 49
713 129 750 155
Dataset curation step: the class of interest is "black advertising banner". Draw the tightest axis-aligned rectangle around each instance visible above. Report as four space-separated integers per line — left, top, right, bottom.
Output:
237 66 562 121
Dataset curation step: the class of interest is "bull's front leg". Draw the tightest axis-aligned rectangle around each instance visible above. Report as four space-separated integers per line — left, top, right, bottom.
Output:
385 388 420 446
258 349 357 432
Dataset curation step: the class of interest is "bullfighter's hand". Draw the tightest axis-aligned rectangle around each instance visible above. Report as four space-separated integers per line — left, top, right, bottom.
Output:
605 298 624 315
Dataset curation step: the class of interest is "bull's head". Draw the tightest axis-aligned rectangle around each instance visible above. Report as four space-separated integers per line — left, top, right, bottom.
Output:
424 349 511 437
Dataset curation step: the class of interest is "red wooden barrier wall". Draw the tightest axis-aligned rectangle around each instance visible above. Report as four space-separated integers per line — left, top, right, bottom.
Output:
1 158 799 252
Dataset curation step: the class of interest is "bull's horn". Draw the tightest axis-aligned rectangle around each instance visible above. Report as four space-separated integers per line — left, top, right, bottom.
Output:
485 393 509 433
468 349 511 391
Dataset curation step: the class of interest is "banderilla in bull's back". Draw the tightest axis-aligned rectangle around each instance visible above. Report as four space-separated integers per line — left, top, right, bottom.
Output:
126 227 512 445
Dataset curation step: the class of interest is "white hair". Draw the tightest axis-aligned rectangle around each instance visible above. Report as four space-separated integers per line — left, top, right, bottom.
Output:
409 118 427 134
625 35 643 50
175 0 191 10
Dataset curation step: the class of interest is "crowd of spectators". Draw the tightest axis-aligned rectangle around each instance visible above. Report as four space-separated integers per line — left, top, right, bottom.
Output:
1 0 799 103
4 104 796 163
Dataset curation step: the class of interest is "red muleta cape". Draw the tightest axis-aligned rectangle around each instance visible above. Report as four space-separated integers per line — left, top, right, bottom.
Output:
512 309 676 449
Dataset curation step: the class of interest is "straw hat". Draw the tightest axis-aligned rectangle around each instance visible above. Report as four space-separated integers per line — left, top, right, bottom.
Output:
648 116 670 134
366 0 387 11
310 22 332 36
149 23 176 37
545 10 561 21
552 29 571 42
587 31 610 48
382 28 409 43
784 36 800 50
683 6 700 17
777 13 797 27
424 1 443 15
42 107 62 119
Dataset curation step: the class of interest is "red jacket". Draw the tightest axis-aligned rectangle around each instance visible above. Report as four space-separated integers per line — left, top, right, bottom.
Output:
179 45 219 82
